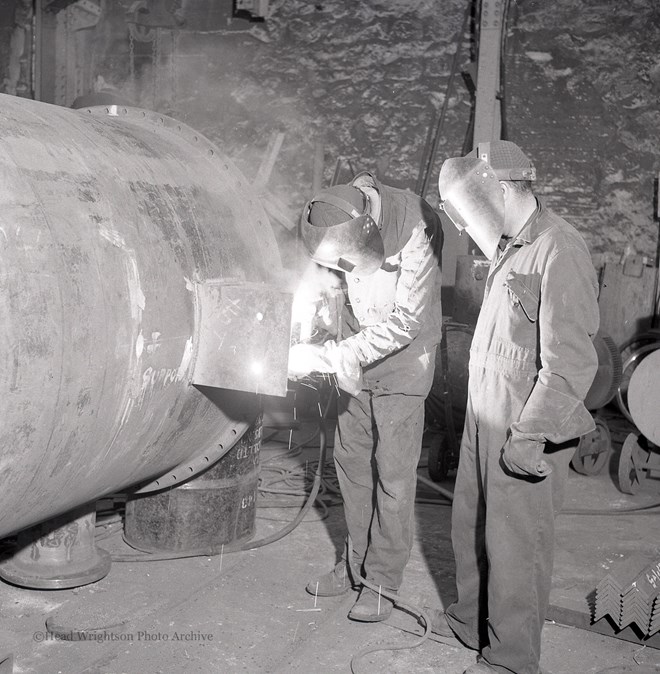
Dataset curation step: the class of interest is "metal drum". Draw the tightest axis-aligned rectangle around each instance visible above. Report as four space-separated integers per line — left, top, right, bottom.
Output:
0 93 284 540
124 417 263 553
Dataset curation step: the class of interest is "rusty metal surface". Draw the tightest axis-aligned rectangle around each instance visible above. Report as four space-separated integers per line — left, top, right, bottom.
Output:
0 93 285 539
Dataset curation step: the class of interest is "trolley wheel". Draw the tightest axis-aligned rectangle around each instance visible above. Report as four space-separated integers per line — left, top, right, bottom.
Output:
571 417 612 475
428 433 456 482
618 433 650 494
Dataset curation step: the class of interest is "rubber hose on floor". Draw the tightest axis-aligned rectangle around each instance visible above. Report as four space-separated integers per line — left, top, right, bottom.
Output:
346 537 433 674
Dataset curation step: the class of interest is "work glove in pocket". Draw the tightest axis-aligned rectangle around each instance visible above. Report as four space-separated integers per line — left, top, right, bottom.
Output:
501 435 552 478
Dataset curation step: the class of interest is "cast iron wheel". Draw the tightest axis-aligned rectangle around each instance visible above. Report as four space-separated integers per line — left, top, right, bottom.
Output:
618 433 651 494
571 417 612 476
428 433 456 482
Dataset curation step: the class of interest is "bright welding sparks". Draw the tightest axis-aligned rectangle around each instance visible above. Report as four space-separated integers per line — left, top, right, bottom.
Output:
291 261 341 343
251 361 263 376
291 285 320 344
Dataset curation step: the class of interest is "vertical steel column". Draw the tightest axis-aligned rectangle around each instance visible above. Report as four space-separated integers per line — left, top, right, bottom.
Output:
472 0 505 145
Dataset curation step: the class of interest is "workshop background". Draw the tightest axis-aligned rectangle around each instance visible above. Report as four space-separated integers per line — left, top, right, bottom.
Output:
0 1 660 673
3 0 658 260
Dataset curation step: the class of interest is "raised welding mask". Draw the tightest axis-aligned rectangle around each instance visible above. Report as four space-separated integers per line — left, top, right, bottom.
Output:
300 184 384 275
438 141 536 260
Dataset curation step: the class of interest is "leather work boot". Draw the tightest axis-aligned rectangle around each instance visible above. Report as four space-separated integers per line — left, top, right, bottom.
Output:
426 606 481 651
305 561 357 597
426 607 456 639
347 586 394 622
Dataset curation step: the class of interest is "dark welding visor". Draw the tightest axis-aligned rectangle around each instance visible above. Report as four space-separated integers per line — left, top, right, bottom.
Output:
300 209 385 275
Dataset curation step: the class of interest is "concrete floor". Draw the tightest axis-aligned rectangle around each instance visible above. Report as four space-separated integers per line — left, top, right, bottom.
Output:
1 404 660 674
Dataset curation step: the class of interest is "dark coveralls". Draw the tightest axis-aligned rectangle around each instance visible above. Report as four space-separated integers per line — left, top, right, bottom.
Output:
334 172 443 592
445 200 599 673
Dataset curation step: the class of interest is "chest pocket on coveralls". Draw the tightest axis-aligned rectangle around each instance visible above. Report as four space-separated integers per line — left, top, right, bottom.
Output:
504 271 540 323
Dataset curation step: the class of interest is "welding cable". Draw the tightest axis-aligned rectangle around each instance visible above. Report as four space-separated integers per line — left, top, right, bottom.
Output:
414 467 453 506
258 459 336 497
559 502 660 516
256 461 335 522
254 445 342 521
415 497 453 507
415 467 660 515
416 471 455 502
345 539 433 674
257 457 451 518
259 378 332 464
258 456 341 500
415 468 660 515
112 387 335 563
255 489 333 521
257 411 343 508
259 450 451 512
255 500 329 523
259 423 321 464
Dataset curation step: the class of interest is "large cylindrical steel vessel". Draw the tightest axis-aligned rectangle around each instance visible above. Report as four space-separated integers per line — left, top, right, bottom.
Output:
0 93 284 539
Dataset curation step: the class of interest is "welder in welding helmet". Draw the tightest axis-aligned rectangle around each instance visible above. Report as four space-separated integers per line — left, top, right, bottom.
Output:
289 184 383 394
437 140 536 259
288 171 444 622
299 184 385 275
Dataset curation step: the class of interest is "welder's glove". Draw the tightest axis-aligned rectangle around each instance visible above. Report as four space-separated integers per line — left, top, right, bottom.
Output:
288 341 363 395
322 340 363 396
501 435 552 478
288 343 334 378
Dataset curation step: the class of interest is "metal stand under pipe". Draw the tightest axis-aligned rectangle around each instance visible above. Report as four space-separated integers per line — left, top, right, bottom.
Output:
0 504 111 590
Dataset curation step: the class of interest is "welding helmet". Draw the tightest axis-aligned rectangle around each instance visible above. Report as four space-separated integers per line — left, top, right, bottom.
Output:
438 141 536 260
300 184 384 275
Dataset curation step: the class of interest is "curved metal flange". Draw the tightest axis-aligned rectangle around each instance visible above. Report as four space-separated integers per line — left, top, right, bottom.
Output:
0 548 111 591
133 419 251 494
81 105 246 185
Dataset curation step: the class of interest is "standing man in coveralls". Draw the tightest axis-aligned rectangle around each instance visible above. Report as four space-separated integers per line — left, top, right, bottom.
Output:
432 141 599 674
288 172 443 622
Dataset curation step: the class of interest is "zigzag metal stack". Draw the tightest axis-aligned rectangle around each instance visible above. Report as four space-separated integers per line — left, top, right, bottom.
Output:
593 554 660 637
